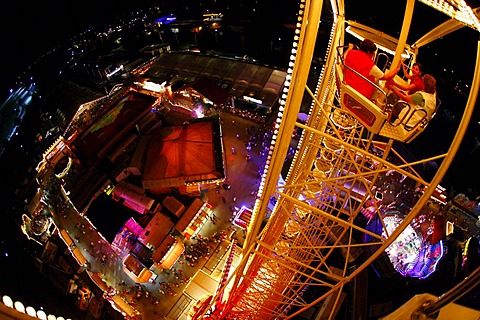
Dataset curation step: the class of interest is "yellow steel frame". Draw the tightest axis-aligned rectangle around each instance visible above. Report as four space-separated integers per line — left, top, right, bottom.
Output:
206 1 480 319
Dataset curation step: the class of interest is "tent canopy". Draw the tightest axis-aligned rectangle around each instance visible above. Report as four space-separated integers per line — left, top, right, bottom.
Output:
143 117 224 191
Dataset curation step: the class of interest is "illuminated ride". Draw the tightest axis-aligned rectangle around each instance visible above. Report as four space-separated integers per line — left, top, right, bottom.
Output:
196 1 480 319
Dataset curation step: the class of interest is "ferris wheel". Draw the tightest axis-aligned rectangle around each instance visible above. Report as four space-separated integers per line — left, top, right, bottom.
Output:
194 1 480 319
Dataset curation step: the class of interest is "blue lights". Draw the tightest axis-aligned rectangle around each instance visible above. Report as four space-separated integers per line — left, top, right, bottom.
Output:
155 14 177 26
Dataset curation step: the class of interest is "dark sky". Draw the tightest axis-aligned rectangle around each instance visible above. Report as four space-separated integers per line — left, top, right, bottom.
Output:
0 0 157 100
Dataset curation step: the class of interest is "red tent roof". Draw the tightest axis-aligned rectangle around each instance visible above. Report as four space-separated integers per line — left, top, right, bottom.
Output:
142 118 224 190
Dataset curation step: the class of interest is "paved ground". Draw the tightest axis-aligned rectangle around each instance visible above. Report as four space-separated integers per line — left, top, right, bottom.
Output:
77 110 274 319
202 111 272 243
23 101 275 320
155 110 273 319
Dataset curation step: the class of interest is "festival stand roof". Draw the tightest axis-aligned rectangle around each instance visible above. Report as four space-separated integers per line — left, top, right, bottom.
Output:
179 78 230 106
143 52 287 108
142 116 224 192
175 198 206 234
138 212 174 248
71 91 156 162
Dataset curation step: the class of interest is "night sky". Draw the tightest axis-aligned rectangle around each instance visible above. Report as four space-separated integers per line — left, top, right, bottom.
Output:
0 0 159 101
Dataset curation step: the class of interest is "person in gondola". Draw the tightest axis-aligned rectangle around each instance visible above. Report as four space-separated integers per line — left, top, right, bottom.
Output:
344 38 401 100
457 236 480 309
462 236 480 277
387 61 425 111
392 62 424 95
386 73 437 126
